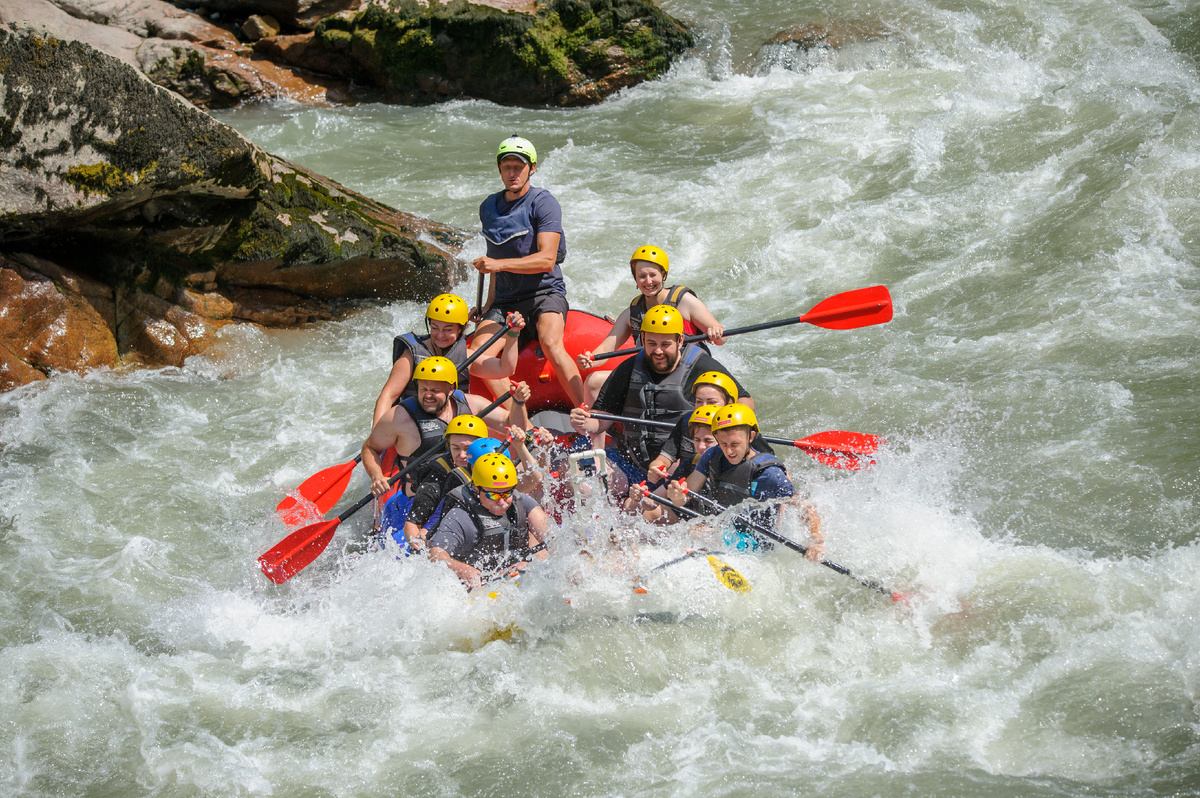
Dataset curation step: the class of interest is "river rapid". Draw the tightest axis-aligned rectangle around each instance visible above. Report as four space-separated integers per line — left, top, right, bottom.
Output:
4 0 1200 794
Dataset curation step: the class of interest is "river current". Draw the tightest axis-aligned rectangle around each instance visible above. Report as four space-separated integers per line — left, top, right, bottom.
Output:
4 0 1200 794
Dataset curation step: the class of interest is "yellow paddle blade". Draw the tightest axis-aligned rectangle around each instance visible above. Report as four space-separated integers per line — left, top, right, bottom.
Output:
707 555 751 593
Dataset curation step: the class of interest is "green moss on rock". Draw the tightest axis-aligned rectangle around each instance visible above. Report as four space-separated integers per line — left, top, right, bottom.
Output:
315 0 693 106
64 163 135 196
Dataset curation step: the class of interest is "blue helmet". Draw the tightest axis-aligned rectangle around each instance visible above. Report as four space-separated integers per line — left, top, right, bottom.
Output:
465 437 505 469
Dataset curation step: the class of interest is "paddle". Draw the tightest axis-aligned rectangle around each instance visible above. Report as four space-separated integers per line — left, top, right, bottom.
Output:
590 285 893 362
274 316 521 522
259 391 514 584
641 548 751 593
475 273 486 323
475 541 548 590
276 454 362 525
657 487 906 602
588 411 882 471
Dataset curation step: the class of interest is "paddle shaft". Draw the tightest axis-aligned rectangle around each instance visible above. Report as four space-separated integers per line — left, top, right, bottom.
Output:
590 318 793 362
682 490 896 598
477 541 548 586
588 412 875 459
461 315 516 370
590 289 890 362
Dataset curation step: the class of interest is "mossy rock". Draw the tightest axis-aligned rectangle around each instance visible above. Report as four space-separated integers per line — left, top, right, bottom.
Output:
314 0 693 106
0 28 466 310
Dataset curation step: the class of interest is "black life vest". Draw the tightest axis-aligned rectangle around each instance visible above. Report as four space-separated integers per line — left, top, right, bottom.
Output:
628 285 698 344
398 390 467 484
406 455 471 530
445 485 531 570
620 343 705 467
705 451 787 509
391 333 470 402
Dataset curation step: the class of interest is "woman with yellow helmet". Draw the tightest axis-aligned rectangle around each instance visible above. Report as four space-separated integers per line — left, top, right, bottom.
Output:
663 403 824 560
575 245 729 405
372 293 528 424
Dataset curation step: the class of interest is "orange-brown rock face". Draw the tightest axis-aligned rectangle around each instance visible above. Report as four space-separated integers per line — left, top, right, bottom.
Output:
0 254 120 390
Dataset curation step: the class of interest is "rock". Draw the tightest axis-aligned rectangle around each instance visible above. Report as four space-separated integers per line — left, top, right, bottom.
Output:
766 20 890 49
164 0 364 31
0 28 467 390
307 0 695 107
0 0 354 107
242 13 280 41
115 284 226 367
0 0 144 66
755 19 894 74
0 253 120 390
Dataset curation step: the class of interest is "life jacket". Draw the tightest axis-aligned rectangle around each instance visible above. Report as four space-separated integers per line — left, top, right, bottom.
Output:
398 390 467 485
391 333 470 402
404 452 472 532
445 485 531 570
629 286 700 344
479 186 566 303
705 451 788 509
672 413 775 467
620 342 704 467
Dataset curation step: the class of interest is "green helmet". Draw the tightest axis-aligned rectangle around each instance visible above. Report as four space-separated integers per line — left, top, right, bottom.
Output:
497 135 537 165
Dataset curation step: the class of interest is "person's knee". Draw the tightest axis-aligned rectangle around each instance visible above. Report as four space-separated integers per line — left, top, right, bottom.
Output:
537 315 566 349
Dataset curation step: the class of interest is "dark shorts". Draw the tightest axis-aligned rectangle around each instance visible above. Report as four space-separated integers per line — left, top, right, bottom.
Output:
484 291 569 350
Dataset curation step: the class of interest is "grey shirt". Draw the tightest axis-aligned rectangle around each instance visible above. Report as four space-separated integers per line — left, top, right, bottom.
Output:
429 491 540 562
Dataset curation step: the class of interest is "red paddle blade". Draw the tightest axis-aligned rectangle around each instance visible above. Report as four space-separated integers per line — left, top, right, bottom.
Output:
258 519 341 584
793 430 884 470
275 460 357 521
799 285 893 330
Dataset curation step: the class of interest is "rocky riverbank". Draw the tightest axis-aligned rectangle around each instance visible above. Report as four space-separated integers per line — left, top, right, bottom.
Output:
0 0 694 108
0 28 465 391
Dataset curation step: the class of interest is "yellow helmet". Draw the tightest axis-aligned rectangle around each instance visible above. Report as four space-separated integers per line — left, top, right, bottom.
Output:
711 403 758 432
640 304 684 336
445 414 486 439
688 405 719 427
472 453 519 490
630 245 669 277
691 371 738 402
413 356 458 387
426 293 469 327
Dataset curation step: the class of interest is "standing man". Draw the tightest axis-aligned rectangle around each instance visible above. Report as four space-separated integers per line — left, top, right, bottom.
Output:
472 134 584 407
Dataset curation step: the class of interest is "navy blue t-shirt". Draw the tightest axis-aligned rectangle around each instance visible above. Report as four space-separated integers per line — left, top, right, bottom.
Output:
479 186 567 304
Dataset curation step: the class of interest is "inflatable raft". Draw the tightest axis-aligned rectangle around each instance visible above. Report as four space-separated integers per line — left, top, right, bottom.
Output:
469 308 634 412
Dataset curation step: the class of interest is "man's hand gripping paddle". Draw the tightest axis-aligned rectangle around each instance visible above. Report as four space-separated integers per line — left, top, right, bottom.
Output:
589 285 893 362
274 317 521 524
259 391 515 584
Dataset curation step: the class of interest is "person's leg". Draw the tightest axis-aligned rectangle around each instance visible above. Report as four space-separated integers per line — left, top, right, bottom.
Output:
473 313 510 403
536 310 585 407
582 369 610 406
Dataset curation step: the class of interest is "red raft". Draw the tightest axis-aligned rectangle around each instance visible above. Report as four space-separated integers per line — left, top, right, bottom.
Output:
469 308 633 412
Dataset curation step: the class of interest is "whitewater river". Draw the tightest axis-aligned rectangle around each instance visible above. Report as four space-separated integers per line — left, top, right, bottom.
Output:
4 0 1200 793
